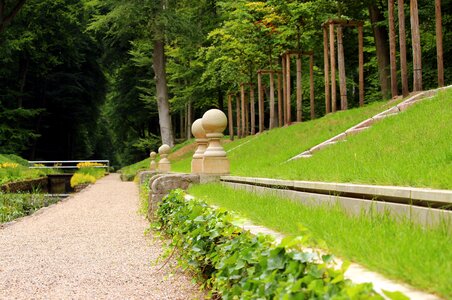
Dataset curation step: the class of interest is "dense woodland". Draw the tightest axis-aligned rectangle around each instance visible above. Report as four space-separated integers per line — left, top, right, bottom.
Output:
0 0 451 167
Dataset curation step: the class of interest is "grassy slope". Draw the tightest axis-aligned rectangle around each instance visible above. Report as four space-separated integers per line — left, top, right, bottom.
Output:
0 154 51 185
268 90 452 189
119 139 196 178
173 90 452 189
172 99 401 172
189 184 452 298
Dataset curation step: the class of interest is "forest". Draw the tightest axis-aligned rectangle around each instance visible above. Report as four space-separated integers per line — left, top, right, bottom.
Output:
0 0 450 167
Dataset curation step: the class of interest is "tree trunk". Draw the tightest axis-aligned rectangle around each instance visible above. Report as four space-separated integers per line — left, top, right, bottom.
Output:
329 23 337 112
410 0 422 91
309 55 315 119
236 94 241 138
257 72 264 132
250 84 255 135
153 39 174 147
240 84 246 137
180 110 184 139
0 0 27 34
358 24 365 106
186 100 192 140
369 3 391 99
398 0 409 96
435 0 444 87
285 54 291 123
277 73 283 127
296 55 302 122
323 26 331 114
281 56 287 124
337 26 347 110
227 94 234 140
388 0 398 98
269 72 276 129
245 93 249 136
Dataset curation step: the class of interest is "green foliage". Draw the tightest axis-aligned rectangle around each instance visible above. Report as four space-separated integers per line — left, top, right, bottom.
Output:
119 158 150 181
155 189 383 299
70 173 96 188
0 0 107 159
0 193 61 223
0 154 54 185
0 154 28 166
75 167 105 180
189 183 452 298
2 0 452 165
138 179 150 216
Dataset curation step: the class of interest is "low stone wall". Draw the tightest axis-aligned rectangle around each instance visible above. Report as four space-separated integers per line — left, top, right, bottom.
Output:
0 177 48 193
147 173 200 220
137 171 157 185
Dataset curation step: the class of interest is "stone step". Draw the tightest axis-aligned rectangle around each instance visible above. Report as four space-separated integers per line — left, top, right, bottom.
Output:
372 112 399 121
345 126 370 136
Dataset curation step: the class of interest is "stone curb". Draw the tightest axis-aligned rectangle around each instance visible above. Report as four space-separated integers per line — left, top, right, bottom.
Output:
220 175 452 205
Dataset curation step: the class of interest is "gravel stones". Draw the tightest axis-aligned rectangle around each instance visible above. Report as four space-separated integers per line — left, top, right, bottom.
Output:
0 174 203 299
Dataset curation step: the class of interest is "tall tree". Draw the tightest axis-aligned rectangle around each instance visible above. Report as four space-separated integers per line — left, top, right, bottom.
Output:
368 2 391 99
152 0 174 147
0 0 26 33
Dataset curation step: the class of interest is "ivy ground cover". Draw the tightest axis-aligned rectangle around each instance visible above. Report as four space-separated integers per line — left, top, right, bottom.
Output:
155 190 389 299
189 183 452 299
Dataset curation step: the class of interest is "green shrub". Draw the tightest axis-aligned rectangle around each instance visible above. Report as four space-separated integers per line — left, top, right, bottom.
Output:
155 190 383 299
70 173 96 188
0 193 60 223
76 166 105 179
0 154 55 185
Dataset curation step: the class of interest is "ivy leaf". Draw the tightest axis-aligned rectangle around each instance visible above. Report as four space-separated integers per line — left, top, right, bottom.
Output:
292 252 316 263
382 290 410 300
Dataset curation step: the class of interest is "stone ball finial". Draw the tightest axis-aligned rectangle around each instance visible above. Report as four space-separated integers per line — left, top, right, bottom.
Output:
201 109 227 134
191 119 206 139
150 151 156 159
158 144 171 155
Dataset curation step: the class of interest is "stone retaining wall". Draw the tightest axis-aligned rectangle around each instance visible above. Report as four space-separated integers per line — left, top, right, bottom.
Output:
145 173 200 220
0 177 48 193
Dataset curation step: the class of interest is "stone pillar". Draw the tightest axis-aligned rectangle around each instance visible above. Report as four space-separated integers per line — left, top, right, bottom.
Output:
201 109 230 175
149 151 157 171
158 144 171 173
191 118 208 174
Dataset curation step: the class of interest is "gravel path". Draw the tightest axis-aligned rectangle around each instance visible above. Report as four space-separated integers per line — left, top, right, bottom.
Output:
0 174 203 299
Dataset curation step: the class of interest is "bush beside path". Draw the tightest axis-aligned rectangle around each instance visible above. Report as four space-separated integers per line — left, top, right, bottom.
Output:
0 174 201 299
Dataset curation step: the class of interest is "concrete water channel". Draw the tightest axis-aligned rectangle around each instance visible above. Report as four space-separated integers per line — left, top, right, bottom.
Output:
28 160 110 196
220 175 452 230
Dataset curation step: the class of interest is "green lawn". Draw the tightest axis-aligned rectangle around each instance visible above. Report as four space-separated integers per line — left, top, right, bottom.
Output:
0 154 53 186
172 99 402 172
173 90 452 189
119 139 196 179
189 183 452 299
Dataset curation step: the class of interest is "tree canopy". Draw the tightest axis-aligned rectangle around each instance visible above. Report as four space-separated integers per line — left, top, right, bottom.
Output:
0 0 450 167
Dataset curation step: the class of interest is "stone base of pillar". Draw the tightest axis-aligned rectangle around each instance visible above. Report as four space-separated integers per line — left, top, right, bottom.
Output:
158 162 171 173
202 157 230 175
191 158 203 174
